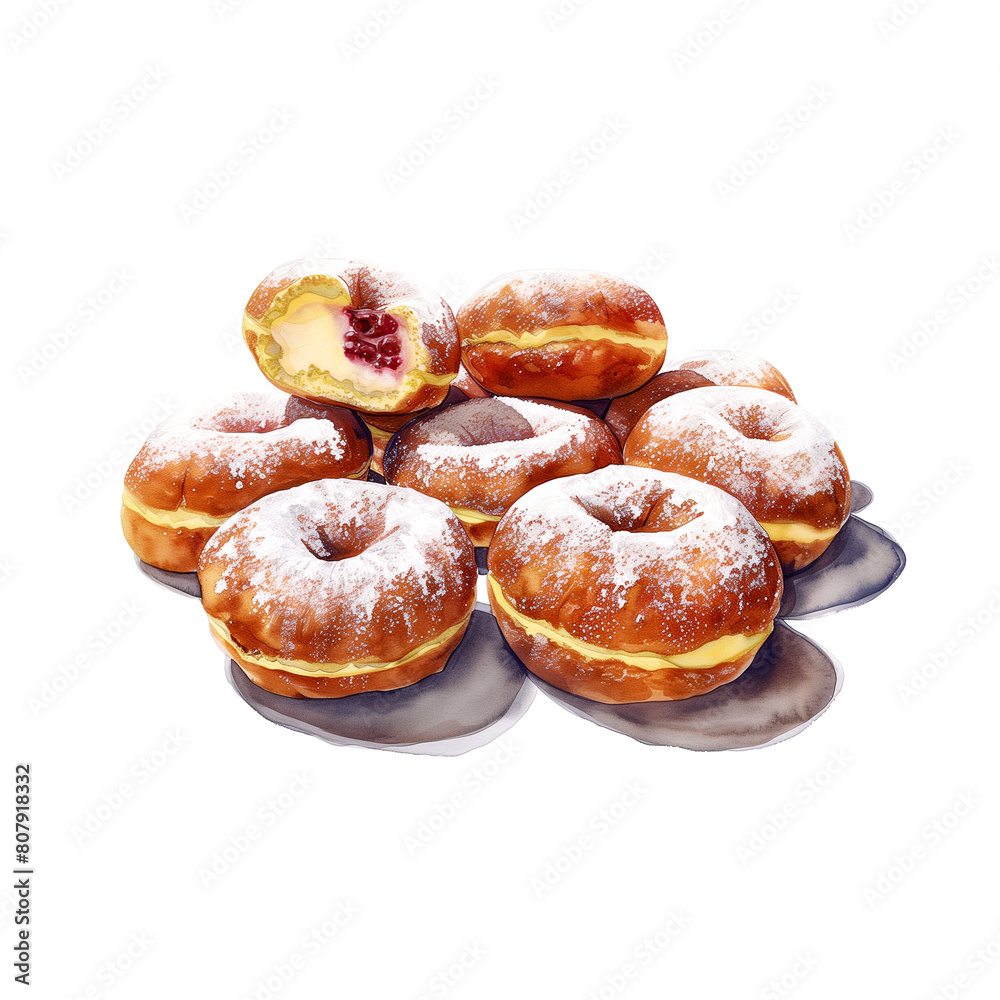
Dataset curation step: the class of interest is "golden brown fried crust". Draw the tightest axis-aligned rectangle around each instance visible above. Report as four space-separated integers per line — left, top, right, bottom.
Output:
457 268 665 335
457 269 667 400
489 613 760 703
120 505 215 573
604 370 715 446
222 618 470 699
772 534 836 574
463 340 665 401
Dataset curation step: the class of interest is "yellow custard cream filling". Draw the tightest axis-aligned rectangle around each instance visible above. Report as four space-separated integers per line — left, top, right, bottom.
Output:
122 491 230 530
487 574 769 670
451 506 502 525
209 613 471 677
464 323 664 350
759 521 840 543
268 291 352 378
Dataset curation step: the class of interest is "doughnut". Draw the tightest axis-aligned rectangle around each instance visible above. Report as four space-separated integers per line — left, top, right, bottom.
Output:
198 479 477 698
457 268 667 400
243 258 460 414
382 396 623 545
664 350 796 401
121 390 370 573
487 466 783 703
623 386 850 571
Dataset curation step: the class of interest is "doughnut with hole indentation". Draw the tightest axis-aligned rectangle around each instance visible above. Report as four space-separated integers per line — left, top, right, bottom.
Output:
197 479 477 698
624 386 850 571
487 465 782 703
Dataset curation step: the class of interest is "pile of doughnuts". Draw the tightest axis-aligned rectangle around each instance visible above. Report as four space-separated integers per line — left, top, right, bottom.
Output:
122 258 852 708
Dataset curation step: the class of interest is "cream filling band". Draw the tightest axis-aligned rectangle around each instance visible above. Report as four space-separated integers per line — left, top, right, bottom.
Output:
488 574 770 670
209 613 471 678
451 505 502 525
123 468 368 531
122 490 230 530
463 323 665 351
759 520 840 543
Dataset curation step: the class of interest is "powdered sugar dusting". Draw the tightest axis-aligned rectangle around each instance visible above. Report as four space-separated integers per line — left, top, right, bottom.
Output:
413 398 592 476
665 349 792 396
385 397 621 516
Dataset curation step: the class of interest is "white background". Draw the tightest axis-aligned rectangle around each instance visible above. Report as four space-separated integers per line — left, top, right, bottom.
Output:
5 0 999 997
